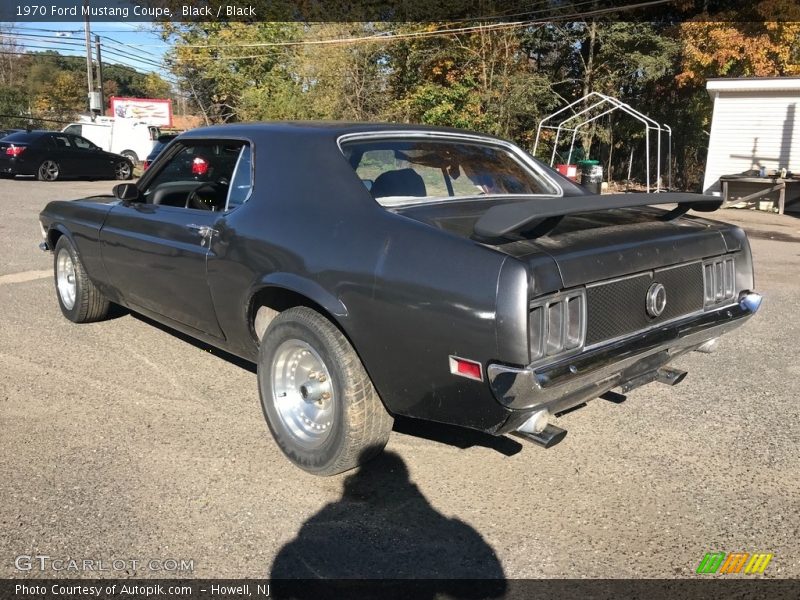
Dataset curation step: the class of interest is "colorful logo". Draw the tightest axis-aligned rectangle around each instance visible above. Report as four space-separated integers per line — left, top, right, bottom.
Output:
696 552 773 574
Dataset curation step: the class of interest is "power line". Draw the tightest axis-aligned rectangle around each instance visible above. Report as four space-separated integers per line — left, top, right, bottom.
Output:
0 48 177 83
165 0 670 51
97 34 162 59
1 34 177 82
3 31 167 68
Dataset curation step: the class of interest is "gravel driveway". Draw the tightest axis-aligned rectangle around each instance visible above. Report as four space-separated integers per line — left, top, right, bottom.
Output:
1 179 798 579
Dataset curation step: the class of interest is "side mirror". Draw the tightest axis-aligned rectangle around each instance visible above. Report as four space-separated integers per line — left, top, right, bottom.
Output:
113 183 140 203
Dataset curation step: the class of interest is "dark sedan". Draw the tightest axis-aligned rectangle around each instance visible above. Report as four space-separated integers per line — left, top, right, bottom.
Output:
38 122 762 476
0 130 133 181
142 133 179 171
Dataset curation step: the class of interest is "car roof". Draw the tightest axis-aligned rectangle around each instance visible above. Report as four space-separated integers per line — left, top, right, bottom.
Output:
178 121 506 143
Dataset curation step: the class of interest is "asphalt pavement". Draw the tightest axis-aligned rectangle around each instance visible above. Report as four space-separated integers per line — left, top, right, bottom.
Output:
1 179 798 579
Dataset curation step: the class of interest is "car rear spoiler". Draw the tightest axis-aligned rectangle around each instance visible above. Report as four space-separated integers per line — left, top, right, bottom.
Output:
473 193 723 239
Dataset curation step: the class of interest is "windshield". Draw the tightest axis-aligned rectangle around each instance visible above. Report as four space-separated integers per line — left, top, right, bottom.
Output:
341 137 559 207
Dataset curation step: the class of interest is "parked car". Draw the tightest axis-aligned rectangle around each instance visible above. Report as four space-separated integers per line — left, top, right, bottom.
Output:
1 130 133 181
38 122 762 475
63 116 159 165
142 133 179 171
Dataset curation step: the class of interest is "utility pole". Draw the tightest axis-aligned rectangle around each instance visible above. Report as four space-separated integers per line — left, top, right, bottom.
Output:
95 35 104 116
83 0 93 104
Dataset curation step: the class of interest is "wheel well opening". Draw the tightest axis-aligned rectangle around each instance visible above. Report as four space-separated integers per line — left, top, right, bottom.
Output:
47 228 64 250
249 287 335 343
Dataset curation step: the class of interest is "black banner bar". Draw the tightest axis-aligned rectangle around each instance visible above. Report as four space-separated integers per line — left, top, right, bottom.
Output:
3 579 800 600
1 0 795 23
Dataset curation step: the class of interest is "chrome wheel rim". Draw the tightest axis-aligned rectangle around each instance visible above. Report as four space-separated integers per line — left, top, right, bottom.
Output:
56 248 76 310
40 160 58 181
115 161 131 179
271 339 335 449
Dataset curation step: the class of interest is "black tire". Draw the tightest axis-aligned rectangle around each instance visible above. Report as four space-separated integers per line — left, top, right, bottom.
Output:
120 151 138 165
37 159 60 181
53 236 110 323
258 307 393 476
114 160 133 180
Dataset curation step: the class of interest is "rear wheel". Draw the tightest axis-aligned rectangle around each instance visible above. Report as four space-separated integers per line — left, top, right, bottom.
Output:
257 307 393 476
114 160 133 180
53 236 110 323
37 160 59 181
120 150 138 165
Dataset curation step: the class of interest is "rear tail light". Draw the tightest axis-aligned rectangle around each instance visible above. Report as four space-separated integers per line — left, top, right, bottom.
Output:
142 160 150 170
529 289 586 363
5 145 25 157
703 256 736 308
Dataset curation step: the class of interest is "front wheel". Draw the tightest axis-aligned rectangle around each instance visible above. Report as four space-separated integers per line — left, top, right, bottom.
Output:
257 307 393 476
53 236 110 323
37 159 60 181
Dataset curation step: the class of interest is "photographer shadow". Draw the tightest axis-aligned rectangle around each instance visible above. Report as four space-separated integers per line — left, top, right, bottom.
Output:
269 449 506 599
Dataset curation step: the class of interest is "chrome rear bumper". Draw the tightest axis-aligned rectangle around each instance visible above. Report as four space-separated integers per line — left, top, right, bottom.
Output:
488 292 762 414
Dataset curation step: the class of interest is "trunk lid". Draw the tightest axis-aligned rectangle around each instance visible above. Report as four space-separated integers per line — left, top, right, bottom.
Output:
394 201 735 292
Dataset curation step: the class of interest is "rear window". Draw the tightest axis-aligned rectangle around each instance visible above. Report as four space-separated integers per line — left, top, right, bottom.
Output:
341 137 559 207
1 132 44 144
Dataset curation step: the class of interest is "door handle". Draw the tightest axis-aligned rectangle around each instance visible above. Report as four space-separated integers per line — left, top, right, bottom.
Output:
186 224 218 237
186 224 218 246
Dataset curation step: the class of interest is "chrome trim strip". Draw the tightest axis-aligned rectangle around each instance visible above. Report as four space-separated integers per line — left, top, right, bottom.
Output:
655 259 703 274
584 269 649 289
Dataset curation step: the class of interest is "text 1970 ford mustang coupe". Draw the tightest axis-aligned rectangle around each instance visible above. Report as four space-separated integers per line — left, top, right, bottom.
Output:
39 123 762 475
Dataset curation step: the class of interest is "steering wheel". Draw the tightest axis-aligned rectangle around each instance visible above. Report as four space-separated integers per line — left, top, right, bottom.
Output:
187 181 228 211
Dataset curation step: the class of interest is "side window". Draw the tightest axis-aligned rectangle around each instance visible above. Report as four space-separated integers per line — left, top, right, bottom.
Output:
71 136 96 150
51 135 72 149
63 124 81 136
226 145 252 210
142 140 247 211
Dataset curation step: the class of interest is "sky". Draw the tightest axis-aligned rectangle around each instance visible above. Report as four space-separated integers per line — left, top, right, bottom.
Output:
1 20 174 83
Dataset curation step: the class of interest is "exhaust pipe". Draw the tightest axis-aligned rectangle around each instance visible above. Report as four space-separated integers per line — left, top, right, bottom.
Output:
695 338 718 353
513 410 567 448
655 367 687 386
514 424 567 448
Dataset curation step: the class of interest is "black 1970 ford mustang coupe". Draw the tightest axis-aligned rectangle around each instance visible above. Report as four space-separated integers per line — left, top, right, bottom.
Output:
39 123 762 475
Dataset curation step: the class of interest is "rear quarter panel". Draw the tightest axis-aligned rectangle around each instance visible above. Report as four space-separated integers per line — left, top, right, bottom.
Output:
205 129 521 431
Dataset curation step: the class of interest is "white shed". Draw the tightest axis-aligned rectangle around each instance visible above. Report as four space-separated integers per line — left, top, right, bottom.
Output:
703 77 800 195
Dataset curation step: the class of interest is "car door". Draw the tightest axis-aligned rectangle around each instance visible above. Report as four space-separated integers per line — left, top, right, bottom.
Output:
69 134 111 177
99 140 247 338
47 133 78 174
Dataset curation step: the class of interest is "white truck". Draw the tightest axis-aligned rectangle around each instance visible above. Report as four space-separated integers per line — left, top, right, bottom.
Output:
62 116 160 166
